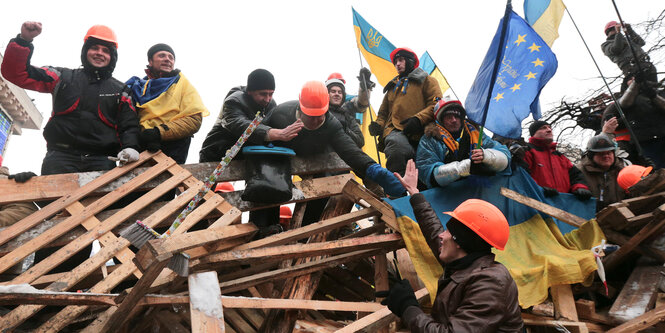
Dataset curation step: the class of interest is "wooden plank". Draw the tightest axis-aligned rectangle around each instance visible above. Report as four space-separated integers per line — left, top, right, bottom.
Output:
225 309 256 333
189 271 225 333
0 151 158 247
395 248 425 291
500 187 585 227
522 313 596 333
342 180 399 231
551 284 579 321
160 224 258 254
195 233 402 270
603 228 665 262
609 264 662 322
334 288 428 333
575 299 619 326
604 204 665 271
373 229 390 333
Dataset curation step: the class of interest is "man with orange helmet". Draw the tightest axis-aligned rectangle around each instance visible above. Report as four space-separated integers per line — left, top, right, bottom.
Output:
325 68 374 148
266 81 405 198
1 22 140 174
369 47 442 176
617 164 665 197
416 97 510 188
126 43 209 164
378 160 523 332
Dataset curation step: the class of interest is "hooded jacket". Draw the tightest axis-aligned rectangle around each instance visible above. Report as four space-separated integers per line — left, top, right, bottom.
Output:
401 194 523 332
1 36 140 156
199 86 276 162
576 154 626 211
375 67 441 145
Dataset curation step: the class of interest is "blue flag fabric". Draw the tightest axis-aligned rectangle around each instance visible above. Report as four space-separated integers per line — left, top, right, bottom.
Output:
386 167 594 235
126 75 180 105
352 8 398 86
465 11 558 139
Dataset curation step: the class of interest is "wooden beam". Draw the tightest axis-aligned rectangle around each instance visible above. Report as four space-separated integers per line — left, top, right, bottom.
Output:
500 187 585 227
609 264 662 322
189 271 225 332
522 313 597 333
342 180 399 231
607 303 665 332
334 288 429 333
602 229 665 262
551 284 579 321
160 224 258 254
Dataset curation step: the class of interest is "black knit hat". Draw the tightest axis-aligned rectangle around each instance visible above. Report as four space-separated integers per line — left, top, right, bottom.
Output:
446 218 491 253
247 69 275 91
529 120 550 137
147 43 175 61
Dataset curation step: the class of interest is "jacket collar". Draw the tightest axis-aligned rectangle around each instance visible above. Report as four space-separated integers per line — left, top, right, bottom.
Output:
528 137 557 151
448 253 496 284
580 155 624 173
383 67 428 93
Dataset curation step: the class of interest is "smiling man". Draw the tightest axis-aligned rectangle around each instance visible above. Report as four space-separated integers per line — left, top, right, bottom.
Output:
1 22 140 174
126 43 209 164
378 160 523 332
324 68 374 148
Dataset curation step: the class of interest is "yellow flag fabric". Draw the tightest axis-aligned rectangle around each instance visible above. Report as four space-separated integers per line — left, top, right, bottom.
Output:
419 51 451 97
361 106 386 167
399 213 604 308
352 8 398 87
524 0 566 47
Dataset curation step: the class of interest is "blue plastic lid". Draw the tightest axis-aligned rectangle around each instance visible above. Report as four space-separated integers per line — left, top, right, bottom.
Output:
242 145 296 156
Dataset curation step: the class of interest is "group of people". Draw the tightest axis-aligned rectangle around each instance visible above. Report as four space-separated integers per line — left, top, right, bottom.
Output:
1 20 662 332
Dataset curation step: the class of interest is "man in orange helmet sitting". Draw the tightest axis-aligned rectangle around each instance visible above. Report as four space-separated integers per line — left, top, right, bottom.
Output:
377 160 523 332
1 22 140 174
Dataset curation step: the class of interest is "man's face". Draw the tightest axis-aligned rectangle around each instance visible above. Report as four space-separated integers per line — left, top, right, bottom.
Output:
532 125 553 141
592 150 615 170
438 230 465 264
442 114 462 133
328 86 344 107
301 113 326 130
247 89 274 108
394 57 407 74
149 51 175 74
86 44 111 68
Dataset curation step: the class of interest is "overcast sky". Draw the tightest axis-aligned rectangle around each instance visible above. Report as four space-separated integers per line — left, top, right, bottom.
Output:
0 0 662 174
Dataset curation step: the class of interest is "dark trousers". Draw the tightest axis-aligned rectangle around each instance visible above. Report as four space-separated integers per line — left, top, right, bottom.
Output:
161 137 192 164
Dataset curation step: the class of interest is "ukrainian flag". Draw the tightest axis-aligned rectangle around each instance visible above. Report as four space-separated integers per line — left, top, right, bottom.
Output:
524 0 566 47
419 51 451 97
352 8 398 87
386 168 604 307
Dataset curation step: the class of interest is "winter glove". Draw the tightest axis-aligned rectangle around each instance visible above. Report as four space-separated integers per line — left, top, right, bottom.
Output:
368 121 383 137
365 164 406 197
358 67 376 91
116 148 140 166
509 144 526 160
375 279 419 318
573 188 593 201
542 187 559 197
140 128 161 152
400 117 423 136
8 171 37 183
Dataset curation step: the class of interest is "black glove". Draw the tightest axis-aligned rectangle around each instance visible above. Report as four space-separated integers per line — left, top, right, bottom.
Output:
368 121 383 137
640 81 659 99
375 279 419 317
509 144 526 160
400 117 423 136
140 128 161 152
573 188 592 200
8 171 37 183
358 67 376 90
542 187 559 197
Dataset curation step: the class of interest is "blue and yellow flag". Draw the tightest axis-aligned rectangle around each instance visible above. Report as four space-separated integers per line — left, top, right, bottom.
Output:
360 106 386 167
524 0 566 47
465 9 558 139
352 8 398 87
419 51 451 97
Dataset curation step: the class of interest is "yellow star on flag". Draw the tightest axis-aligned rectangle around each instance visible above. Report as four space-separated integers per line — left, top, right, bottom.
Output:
510 83 521 92
514 34 526 46
528 43 541 52
494 93 504 102
532 58 544 67
525 72 537 80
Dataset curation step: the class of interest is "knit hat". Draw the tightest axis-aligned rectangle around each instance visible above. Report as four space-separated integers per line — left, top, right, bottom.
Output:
446 218 491 253
529 120 550 137
147 43 175 61
247 69 275 91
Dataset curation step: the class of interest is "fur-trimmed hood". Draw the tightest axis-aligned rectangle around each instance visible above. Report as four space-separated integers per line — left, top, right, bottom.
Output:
383 67 429 93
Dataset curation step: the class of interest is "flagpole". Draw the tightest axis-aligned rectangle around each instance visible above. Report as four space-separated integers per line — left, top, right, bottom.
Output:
356 47 383 166
563 6 644 156
477 0 513 148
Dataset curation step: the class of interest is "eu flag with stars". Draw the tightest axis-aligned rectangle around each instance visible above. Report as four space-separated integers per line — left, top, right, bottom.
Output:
465 10 557 139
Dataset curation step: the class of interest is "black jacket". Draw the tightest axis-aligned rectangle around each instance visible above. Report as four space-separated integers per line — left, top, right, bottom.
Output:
329 101 364 148
199 86 276 162
265 100 376 177
1 36 139 155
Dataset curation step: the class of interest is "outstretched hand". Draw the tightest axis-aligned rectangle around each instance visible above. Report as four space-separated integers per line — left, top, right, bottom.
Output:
20 21 42 42
268 119 303 141
394 159 419 195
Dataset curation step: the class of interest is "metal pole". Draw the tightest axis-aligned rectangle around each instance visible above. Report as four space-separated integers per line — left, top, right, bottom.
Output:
356 47 383 166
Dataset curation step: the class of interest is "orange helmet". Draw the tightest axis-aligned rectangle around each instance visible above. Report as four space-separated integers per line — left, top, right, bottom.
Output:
214 182 235 193
327 73 346 84
279 206 292 219
617 165 653 191
444 199 509 250
390 47 419 68
299 81 329 116
84 25 118 48
605 21 620 35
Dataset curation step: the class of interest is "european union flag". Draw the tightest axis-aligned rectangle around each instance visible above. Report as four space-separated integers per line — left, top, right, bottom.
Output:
465 10 558 139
